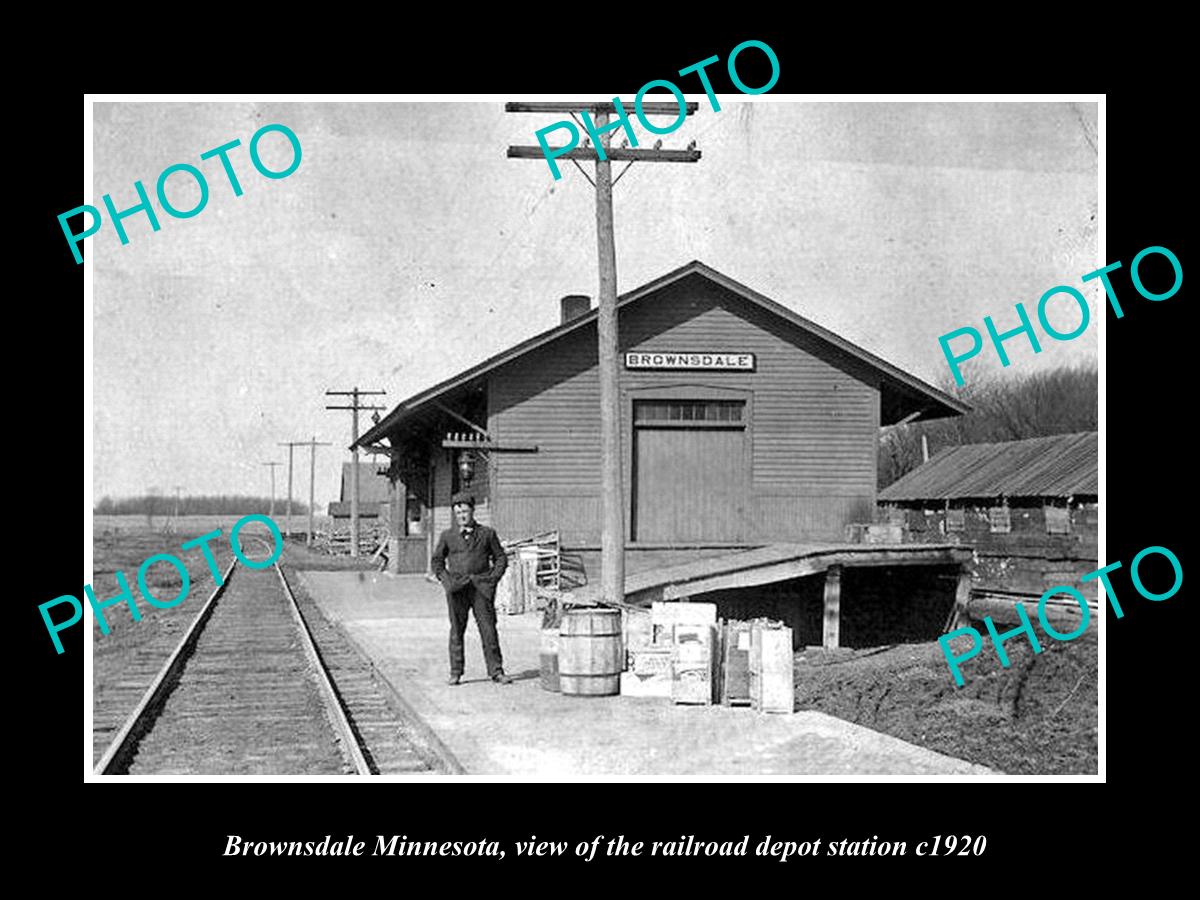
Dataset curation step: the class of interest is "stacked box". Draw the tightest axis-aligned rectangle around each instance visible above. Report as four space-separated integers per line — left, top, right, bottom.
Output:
652 601 717 644
620 647 672 697
672 623 716 705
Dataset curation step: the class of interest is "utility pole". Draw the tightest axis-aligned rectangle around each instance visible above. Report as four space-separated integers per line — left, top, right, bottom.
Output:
262 461 281 519
326 387 387 557
167 485 182 534
506 100 701 606
303 436 333 548
277 441 304 537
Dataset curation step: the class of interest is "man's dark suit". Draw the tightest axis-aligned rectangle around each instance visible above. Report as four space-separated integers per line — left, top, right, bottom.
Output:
431 524 508 678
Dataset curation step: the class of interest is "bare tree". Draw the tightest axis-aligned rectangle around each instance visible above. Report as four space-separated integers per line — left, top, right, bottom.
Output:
879 363 1097 487
145 486 162 529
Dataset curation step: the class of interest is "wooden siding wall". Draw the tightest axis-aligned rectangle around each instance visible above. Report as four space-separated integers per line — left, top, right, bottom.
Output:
488 276 880 546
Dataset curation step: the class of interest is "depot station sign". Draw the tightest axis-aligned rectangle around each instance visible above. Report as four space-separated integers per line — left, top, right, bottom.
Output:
624 351 755 371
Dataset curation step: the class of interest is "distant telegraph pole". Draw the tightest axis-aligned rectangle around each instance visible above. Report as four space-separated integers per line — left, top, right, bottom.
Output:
168 485 182 534
277 441 304 537
506 100 701 606
303 436 332 547
326 387 386 557
262 461 281 519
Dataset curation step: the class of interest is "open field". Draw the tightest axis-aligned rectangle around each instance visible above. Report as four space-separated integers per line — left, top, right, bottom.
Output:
793 627 1098 775
93 513 336 537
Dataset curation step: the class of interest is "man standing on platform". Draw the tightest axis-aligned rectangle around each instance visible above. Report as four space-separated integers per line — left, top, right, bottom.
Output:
432 491 512 685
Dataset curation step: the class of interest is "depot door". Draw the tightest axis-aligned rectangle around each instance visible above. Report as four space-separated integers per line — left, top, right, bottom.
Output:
631 399 747 543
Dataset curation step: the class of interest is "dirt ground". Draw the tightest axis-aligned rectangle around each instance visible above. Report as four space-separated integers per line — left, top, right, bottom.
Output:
793 628 1098 775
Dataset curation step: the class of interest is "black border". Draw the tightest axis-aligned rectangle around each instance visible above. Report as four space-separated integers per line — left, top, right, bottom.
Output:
27 26 1191 881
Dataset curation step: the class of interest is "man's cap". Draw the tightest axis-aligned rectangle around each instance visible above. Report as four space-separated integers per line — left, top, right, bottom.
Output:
451 491 476 508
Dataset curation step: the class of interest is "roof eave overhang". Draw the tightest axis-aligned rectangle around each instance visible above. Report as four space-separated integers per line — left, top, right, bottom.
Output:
354 261 971 447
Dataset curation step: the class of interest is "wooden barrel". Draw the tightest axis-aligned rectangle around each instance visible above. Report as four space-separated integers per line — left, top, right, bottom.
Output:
540 627 560 692
558 608 622 696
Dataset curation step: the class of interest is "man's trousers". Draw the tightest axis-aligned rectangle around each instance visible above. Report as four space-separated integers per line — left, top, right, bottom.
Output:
446 582 504 678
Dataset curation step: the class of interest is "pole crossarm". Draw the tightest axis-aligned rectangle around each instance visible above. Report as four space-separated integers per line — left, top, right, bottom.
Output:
507 147 701 163
302 437 333 548
505 99 701 607
326 387 387 559
505 101 699 115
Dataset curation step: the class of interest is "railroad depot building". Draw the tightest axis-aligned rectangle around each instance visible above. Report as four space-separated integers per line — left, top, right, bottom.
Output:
355 261 974 643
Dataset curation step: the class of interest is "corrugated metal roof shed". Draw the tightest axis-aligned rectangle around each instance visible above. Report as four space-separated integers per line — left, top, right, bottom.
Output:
878 432 1097 502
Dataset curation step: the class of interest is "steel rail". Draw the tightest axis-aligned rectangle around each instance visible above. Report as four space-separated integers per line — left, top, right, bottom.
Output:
95 535 373 776
94 556 240 774
272 559 373 775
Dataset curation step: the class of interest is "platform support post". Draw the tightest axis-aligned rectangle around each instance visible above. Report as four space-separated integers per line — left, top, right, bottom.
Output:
823 565 842 650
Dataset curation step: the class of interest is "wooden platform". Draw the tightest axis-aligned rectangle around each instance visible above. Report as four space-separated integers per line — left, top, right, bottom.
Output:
572 542 971 603
568 542 975 650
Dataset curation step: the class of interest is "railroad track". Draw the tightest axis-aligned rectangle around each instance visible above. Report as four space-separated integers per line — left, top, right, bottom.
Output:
94 539 447 775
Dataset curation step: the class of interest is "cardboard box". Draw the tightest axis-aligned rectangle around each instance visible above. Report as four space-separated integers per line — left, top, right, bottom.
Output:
621 647 672 697
631 647 672 676
620 670 671 698
652 601 716 645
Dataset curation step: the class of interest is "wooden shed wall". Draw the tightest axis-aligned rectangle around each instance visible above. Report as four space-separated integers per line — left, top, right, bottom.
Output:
888 499 1099 595
487 276 880 546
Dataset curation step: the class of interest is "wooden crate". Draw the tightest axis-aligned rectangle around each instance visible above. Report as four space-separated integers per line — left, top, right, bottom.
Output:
621 647 672 698
721 620 753 706
750 622 793 714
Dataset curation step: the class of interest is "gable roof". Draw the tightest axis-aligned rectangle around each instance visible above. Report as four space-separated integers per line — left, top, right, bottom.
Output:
878 432 1098 502
355 260 969 449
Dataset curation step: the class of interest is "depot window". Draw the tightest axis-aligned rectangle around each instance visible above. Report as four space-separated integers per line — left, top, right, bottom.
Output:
634 400 745 426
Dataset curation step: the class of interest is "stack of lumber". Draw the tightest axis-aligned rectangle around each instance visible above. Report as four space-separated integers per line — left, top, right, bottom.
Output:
313 522 389 556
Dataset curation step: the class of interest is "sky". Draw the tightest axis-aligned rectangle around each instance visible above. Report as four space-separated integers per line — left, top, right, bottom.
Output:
91 99 1098 510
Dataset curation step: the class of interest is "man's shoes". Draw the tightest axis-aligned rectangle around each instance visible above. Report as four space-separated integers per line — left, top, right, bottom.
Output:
447 675 461 686
491 672 513 685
